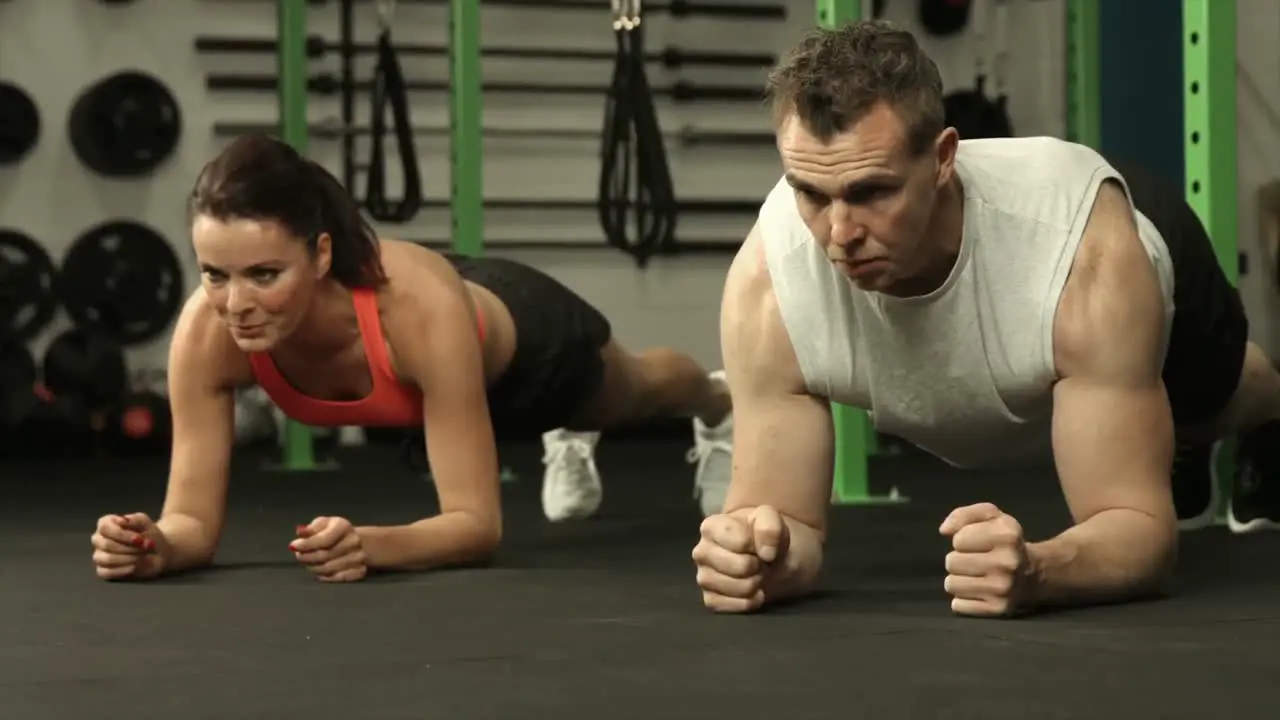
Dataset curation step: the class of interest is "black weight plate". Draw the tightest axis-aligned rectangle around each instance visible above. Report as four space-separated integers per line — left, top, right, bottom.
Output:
0 228 59 342
59 220 184 346
68 70 182 178
0 81 40 165
0 338 37 427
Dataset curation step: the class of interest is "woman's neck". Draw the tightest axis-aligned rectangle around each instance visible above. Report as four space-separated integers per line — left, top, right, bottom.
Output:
276 281 362 363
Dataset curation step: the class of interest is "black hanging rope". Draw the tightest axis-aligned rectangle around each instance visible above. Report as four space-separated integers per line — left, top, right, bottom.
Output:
597 0 678 268
364 2 423 223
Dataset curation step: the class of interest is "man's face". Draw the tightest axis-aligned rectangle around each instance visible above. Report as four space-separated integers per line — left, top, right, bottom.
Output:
777 103 956 295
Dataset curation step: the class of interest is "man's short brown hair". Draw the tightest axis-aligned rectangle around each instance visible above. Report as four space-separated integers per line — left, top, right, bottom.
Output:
766 20 946 156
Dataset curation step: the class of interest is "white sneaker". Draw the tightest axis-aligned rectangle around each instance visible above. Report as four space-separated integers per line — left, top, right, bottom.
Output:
687 370 734 517
541 428 603 522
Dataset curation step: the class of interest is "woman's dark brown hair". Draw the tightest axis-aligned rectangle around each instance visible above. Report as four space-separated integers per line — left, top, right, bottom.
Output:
189 134 387 288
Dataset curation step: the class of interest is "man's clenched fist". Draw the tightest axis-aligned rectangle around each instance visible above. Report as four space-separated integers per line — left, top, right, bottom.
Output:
939 502 1035 617
692 505 789 613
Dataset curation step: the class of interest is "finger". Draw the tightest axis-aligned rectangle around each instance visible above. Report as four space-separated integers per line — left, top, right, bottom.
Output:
118 513 154 530
692 540 760 579
950 520 1006 553
317 566 368 583
950 595 1010 617
293 518 348 552
699 514 753 554
696 564 764 599
294 547 333 566
96 522 153 552
96 563 138 581
313 552 367 578
748 506 785 563
91 533 144 556
93 550 140 569
702 589 763 614
943 550 991 577
944 572 1014 600
939 502 1003 535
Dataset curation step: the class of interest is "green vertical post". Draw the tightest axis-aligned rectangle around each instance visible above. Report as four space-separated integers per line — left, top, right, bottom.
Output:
1182 0 1237 524
1065 0 1102 148
446 0 516 484
276 0 318 470
450 0 484 258
817 0 906 506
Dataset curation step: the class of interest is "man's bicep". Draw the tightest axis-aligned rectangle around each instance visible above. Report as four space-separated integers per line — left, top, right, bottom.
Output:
1050 178 1176 525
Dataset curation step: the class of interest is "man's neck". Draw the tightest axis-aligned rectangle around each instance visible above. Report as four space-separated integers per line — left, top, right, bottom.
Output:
889 176 967 297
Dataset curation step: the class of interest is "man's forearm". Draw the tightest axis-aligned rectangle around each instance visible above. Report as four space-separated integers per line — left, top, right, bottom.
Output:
154 513 219 573
730 508 825 604
1026 507 1177 610
358 511 501 572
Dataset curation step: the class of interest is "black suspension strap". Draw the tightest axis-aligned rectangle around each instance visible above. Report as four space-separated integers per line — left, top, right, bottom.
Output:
598 0 678 268
364 0 424 223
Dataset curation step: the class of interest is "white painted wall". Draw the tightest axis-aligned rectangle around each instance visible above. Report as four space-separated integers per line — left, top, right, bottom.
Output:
1235 0 1280 354
2 0 1066 377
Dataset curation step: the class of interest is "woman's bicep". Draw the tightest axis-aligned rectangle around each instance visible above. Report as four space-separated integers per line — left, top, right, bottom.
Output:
407 297 502 524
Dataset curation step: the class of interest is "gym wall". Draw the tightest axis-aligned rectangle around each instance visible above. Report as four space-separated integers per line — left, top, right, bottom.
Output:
1234 0 1280 355
0 0 1094 379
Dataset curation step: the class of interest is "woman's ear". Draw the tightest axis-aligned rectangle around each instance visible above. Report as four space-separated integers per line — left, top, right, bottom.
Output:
313 232 333 278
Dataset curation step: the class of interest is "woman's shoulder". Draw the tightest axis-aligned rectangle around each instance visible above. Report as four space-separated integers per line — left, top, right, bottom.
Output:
170 289 254 387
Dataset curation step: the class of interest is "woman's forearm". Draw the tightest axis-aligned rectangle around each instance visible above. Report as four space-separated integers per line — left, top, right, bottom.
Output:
358 511 501 572
154 512 220 573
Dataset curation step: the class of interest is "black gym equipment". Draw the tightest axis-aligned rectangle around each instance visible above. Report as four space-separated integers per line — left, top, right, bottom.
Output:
193 35 776 70
355 196 757 214
598 0 678 267
41 328 130 413
919 0 973 37
943 0 1012 139
0 338 37 429
67 70 183 178
57 220 184 346
212 119 775 148
205 73 765 103
0 81 40 166
200 0 786 19
362 5 423 223
0 228 59 343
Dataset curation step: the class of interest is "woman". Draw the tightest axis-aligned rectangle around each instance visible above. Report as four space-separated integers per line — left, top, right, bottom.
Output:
89 135 734 582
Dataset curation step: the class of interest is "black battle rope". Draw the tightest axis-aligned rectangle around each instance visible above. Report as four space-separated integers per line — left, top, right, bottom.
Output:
364 1 423 223
598 0 678 268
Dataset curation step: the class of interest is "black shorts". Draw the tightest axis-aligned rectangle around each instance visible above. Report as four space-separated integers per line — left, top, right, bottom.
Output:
448 254 613 437
1114 162 1249 427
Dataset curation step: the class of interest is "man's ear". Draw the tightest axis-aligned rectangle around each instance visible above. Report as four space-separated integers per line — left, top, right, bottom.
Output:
934 127 960 188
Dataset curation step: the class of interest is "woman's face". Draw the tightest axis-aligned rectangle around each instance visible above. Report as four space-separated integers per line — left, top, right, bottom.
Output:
191 214 331 352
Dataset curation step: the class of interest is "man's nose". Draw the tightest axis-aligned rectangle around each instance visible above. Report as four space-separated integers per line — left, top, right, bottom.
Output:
828 203 867 251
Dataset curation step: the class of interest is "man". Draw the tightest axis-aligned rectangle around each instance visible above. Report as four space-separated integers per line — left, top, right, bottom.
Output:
691 20 1280 618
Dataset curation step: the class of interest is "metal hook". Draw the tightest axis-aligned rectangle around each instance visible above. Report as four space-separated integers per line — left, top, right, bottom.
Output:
376 0 396 30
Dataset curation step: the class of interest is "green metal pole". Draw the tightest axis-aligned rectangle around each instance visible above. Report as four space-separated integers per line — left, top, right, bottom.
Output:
1065 0 1102 148
817 0 906 507
446 0 516 484
1182 0 1237 524
277 0 319 470
450 0 484 258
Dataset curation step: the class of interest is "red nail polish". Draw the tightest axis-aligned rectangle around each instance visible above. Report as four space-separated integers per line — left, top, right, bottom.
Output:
295 525 309 534
289 544 298 552
144 539 156 551
131 536 146 548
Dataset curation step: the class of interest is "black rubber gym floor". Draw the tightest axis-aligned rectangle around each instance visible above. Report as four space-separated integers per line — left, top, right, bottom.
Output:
3 439 1276 718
